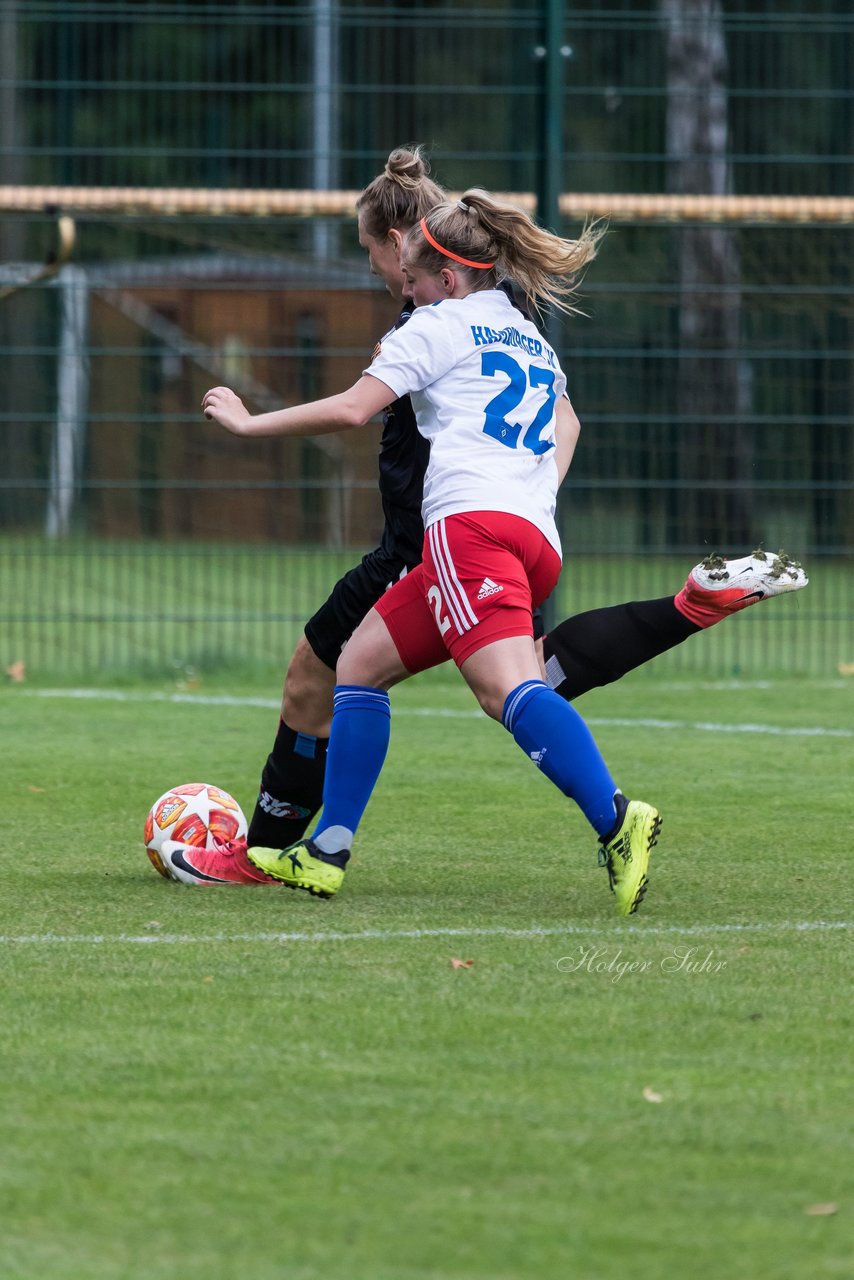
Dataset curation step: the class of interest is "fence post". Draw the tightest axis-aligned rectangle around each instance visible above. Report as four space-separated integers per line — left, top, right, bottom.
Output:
46 265 89 538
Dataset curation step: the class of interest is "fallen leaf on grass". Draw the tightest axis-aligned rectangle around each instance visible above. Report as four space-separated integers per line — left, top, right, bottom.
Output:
643 1087 664 1103
450 958 474 969
27 785 45 793
804 1203 838 1216
6 660 25 683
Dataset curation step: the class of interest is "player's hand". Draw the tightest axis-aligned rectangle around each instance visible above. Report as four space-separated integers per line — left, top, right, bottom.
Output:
202 386 251 434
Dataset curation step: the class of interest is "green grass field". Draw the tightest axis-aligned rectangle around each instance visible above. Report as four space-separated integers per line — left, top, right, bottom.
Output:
2 669 852 1279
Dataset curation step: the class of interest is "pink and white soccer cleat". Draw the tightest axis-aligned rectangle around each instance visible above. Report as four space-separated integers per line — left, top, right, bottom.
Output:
675 549 808 628
160 838 282 886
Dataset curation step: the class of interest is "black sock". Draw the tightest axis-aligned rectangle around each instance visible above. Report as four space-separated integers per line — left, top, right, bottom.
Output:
543 597 700 701
247 719 329 847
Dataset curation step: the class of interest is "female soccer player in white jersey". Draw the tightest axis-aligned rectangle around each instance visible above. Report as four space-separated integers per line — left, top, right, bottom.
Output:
186 190 665 914
228 147 805 871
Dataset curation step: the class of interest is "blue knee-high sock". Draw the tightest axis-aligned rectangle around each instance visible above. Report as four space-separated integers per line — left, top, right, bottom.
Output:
503 680 618 836
311 685 391 854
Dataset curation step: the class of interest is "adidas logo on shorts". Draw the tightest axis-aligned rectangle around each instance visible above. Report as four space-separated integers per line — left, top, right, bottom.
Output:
477 577 504 600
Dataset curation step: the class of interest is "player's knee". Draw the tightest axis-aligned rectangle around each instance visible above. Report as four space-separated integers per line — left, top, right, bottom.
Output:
470 685 505 722
336 637 385 687
336 611 406 689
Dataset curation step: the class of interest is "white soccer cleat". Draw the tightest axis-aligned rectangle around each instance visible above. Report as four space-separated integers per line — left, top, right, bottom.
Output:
675 549 808 627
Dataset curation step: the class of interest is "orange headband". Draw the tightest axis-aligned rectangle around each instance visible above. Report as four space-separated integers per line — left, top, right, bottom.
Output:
419 217 496 270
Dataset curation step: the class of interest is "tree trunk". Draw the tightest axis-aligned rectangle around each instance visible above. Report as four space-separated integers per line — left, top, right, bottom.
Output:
660 0 754 548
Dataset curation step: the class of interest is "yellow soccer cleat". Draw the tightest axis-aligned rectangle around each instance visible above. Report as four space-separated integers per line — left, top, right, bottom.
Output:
246 838 348 898
598 795 662 916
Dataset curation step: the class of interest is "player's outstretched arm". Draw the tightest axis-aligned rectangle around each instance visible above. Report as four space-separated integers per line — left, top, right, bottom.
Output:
202 375 396 438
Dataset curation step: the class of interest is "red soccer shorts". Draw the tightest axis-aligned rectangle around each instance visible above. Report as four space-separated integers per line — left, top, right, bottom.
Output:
374 511 561 672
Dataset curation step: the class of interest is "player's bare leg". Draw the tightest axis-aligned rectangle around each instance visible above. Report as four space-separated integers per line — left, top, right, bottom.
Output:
459 633 543 721
281 634 337 737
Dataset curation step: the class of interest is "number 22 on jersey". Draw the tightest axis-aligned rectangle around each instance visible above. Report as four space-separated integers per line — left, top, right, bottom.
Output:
481 351 556 456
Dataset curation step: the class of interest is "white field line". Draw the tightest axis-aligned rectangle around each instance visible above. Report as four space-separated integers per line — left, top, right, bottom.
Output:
0 921 849 947
24 687 854 739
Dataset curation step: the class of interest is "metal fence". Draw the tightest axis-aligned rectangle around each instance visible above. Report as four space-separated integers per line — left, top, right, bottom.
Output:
1 2 852 680
3 1 852 195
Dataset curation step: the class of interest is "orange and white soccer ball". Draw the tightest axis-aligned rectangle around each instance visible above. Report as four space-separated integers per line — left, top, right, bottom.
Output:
144 782 248 878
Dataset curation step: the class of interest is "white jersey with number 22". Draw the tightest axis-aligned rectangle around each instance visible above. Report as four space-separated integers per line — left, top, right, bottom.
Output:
365 289 567 556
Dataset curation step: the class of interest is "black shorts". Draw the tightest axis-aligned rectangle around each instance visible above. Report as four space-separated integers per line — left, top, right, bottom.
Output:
304 546 416 671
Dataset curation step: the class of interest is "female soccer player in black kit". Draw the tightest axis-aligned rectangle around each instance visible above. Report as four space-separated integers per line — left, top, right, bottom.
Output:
189 147 808 883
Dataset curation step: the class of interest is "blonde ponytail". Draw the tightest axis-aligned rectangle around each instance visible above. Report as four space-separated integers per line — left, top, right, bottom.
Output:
407 188 605 315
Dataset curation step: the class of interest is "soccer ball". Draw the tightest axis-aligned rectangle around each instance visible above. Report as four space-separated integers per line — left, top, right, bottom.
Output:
144 782 248 878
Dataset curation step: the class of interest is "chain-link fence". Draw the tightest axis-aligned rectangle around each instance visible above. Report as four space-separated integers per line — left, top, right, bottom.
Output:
1 2 852 679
